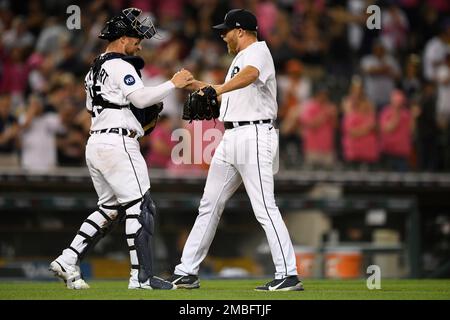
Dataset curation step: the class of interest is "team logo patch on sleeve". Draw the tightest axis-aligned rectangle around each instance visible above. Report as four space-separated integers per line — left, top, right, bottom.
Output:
124 74 136 85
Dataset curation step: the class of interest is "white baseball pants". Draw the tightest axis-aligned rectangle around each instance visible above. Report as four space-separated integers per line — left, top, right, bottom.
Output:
175 123 298 279
86 134 150 206
61 134 149 273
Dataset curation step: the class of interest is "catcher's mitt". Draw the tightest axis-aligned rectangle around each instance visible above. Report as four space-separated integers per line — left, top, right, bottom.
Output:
182 86 219 121
131 102 163 136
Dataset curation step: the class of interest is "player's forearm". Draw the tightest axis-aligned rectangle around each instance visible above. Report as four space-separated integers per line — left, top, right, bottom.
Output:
216 66 259 96
127 81 175 109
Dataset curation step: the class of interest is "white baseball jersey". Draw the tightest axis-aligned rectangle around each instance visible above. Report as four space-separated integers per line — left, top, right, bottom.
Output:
220 41 277 122
83 54 151 205
84 56 145 137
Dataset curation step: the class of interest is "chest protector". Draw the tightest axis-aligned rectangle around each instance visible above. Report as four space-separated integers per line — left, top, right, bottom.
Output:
89 52 163 136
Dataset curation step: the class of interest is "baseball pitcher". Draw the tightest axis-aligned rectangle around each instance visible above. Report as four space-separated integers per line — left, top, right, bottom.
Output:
168 9 303 291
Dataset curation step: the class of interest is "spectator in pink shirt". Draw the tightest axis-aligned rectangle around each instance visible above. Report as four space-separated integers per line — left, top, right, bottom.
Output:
0 47 29 106
342 77 379 170
255 0 279 40
145 115 175 169
379 89 417 171
299 86 337 169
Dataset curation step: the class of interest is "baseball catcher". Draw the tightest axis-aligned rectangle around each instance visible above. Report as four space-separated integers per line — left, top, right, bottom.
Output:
49 7 193 290
182 86 219 121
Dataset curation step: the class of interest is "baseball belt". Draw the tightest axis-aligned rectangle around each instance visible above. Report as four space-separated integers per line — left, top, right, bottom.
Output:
90 127 139 139
224 119 272 130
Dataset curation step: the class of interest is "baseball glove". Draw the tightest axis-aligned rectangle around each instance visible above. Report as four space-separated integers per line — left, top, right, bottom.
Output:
131 102 163 136
182 86 219 121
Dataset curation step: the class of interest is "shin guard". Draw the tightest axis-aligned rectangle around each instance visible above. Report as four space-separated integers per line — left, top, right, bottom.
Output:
63 205 123 264
125 190 156 283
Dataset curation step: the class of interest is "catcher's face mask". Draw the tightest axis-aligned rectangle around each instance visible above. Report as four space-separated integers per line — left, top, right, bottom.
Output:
122 8 157 40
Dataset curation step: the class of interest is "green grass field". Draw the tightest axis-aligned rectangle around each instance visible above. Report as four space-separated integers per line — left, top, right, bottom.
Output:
0 279 449 300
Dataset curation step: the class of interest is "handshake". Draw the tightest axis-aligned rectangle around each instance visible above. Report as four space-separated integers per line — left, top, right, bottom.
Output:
170 69 194 89
170 69 219 122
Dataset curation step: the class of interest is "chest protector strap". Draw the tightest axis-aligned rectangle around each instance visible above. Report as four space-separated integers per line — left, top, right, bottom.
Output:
91 52 144 109
90 53 161 136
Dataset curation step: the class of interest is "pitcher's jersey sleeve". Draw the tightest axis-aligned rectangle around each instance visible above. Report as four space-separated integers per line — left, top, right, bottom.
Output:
242 42 273 84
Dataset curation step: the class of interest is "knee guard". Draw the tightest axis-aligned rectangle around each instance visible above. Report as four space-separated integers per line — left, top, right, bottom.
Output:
66 204 125 261
125 190 156 283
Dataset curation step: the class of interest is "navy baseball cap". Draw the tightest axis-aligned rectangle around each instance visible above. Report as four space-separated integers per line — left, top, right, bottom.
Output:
212 9 258 32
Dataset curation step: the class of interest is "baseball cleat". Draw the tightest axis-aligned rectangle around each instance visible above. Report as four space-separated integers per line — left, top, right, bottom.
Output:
128 276 176 290
49 259 90 290
166 274 200 289
255 276 304 292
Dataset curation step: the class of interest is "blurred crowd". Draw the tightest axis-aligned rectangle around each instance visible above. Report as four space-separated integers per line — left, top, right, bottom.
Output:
0 0 450 172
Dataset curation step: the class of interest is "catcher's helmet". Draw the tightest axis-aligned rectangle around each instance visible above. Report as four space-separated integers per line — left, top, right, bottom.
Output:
99 8 156 41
